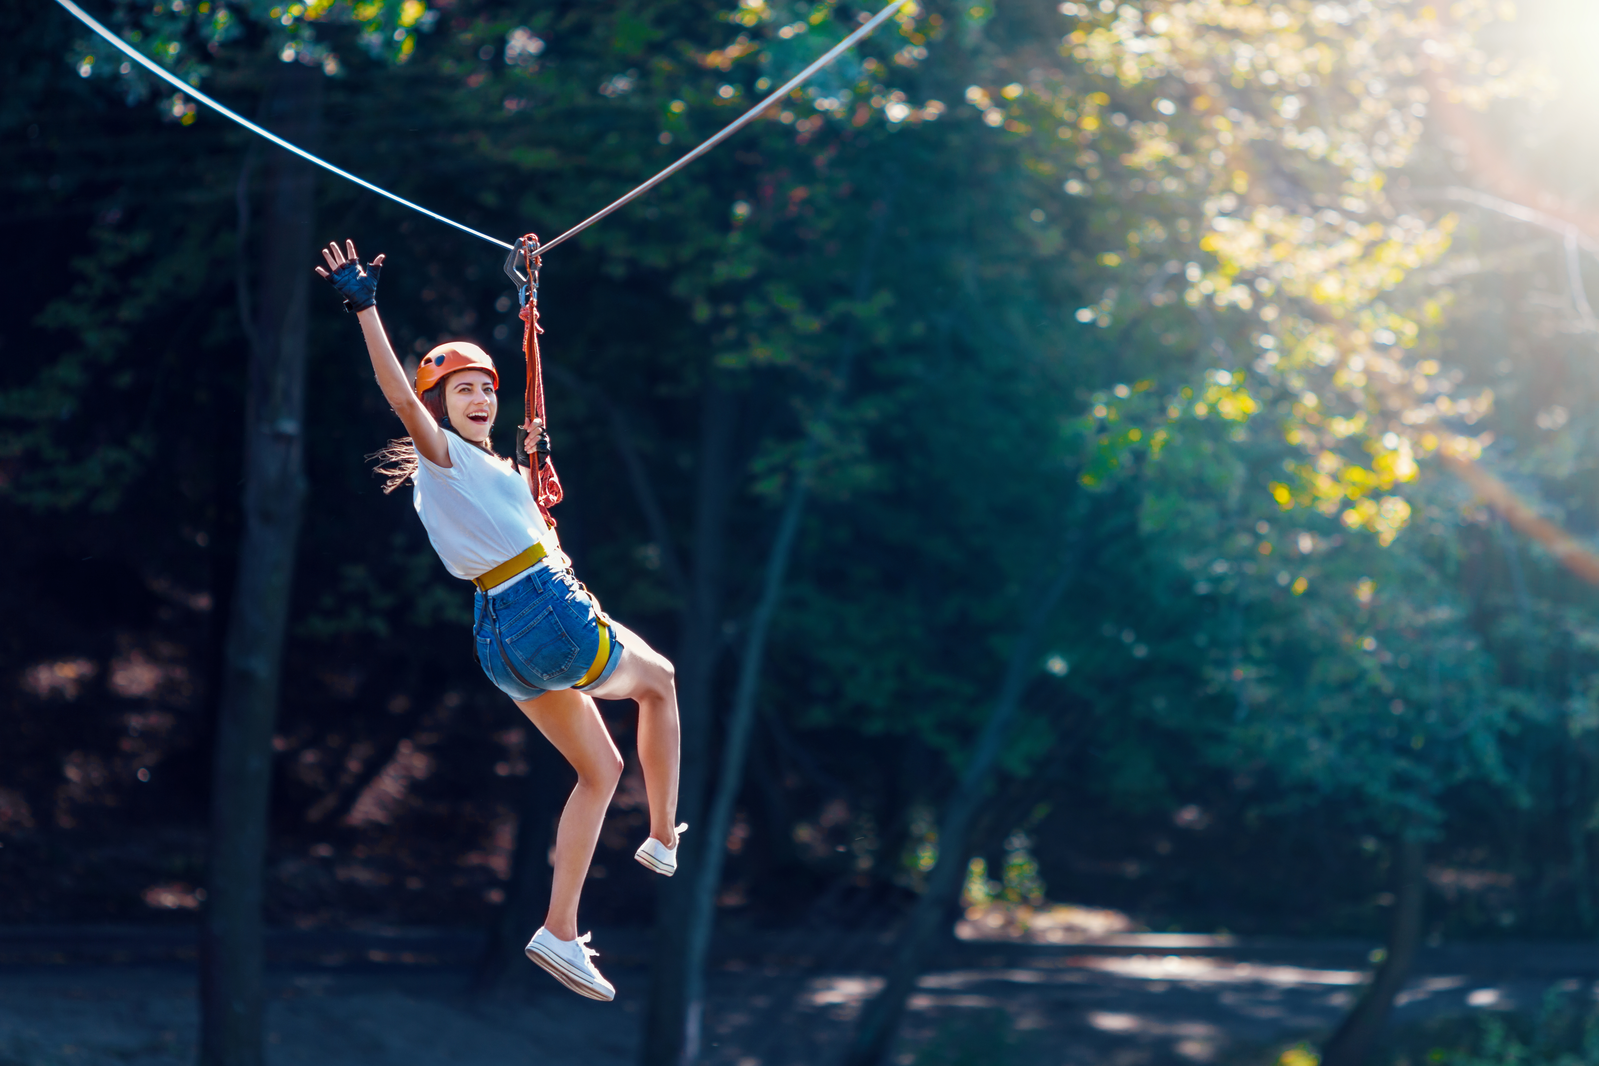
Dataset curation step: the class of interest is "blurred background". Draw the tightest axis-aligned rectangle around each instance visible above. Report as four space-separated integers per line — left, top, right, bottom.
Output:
6 0 1599 1064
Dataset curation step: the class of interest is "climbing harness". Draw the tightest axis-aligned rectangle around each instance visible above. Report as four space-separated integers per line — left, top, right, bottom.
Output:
473 540 615 692
573 617 613 689
487 237 617 690
53 0 910 256
471 540 549 594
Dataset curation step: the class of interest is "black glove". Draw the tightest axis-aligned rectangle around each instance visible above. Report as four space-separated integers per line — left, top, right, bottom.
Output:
323 256 382 312
515 424 552 469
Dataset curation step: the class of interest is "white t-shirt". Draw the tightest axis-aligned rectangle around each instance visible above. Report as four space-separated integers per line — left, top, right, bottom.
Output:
412 431 559 590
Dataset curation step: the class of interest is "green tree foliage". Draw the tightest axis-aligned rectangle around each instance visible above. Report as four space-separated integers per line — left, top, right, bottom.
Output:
1437 989 1599 1066
5 0 1599 1058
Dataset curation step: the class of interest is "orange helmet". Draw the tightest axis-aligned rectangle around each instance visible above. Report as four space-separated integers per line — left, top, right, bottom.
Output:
415 341 498 397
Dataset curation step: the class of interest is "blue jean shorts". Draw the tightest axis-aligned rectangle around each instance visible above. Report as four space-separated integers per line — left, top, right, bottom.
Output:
473 562 623 702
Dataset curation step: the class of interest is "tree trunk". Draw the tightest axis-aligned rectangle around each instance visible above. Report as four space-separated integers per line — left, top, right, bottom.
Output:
199 60 321 1066
640 376 738 1066
1319 833 1427 1066
1566 732 1594 931
843 554 1077 1066
471 737 565 993
680 198 894 1059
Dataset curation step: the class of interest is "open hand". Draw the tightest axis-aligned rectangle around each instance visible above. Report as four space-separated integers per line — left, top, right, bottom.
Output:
315 239 385 312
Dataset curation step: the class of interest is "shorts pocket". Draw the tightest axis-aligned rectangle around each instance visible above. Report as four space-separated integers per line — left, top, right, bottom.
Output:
492 577 547 633
497 604 580 682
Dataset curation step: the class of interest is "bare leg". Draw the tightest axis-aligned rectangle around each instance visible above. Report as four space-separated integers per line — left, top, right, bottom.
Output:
583 621 681 847
514 687 622 942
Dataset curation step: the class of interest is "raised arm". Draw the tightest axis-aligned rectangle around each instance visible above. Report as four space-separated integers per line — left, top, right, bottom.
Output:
315 240 451 467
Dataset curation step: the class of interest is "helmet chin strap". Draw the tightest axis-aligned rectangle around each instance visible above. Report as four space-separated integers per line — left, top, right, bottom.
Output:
438 406 496 449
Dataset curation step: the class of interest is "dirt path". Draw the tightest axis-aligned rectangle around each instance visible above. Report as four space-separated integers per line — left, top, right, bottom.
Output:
2 930 1595 1066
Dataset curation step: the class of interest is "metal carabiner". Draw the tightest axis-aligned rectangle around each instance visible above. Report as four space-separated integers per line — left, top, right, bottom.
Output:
503 235 540 308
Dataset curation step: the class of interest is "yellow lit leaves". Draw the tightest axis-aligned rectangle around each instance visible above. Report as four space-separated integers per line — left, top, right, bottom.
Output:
1369 435 1418 486
397 0 424 27
1326 413 1365 439
1272 425 1416 542
1037 0 1518 550
1349 494 1412 545
730 0 769 27
1120 130 1178 171
1201 378 1257 422
1194 208 1455 319
1080 374 1257 488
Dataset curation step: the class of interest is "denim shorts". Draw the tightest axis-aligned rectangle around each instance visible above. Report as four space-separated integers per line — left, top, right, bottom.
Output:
473 562 623 702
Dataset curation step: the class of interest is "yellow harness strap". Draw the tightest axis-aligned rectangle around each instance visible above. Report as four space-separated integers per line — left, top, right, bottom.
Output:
472 541 549 594
574 616 612 689
476 543 613 689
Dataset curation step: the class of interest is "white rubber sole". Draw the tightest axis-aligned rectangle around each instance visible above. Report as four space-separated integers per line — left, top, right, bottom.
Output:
524 938 615 1001
634 844 676 876
634 824 688 877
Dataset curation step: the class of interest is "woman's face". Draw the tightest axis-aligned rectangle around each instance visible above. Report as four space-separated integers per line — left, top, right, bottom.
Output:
442 369 497 444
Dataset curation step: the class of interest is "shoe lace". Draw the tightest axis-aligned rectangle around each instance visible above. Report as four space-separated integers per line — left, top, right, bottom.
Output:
575 931 599 959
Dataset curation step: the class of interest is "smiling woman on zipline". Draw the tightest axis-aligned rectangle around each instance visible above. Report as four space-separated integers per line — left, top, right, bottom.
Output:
315 238 683 1003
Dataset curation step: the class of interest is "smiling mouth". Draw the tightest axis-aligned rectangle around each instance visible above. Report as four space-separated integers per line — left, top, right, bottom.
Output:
467 412 490 424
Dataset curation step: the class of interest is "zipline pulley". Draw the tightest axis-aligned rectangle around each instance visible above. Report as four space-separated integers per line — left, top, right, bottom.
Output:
504 236 540 308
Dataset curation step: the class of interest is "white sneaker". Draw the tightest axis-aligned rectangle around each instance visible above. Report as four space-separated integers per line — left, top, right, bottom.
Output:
524 927 616 1001
634 823 689 877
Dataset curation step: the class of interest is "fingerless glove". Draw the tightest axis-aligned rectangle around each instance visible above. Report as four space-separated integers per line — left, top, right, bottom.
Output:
323 257 382 312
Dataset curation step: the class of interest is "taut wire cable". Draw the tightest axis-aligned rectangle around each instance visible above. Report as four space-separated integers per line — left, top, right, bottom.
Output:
52 0 910 256
533 0 909 257
50 0 515 250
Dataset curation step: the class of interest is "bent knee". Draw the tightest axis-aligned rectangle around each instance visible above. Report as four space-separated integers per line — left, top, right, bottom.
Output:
580 749 624 790
641 659 676 704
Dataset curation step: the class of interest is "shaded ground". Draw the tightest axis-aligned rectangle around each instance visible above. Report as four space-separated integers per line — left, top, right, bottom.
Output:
2 927 1597 1066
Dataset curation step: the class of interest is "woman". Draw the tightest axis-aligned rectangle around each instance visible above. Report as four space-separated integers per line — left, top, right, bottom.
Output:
315 239 683 1002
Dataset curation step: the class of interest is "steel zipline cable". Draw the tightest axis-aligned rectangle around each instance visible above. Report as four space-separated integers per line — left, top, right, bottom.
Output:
533 0 907 256
52 0 910 256
51 0 516 249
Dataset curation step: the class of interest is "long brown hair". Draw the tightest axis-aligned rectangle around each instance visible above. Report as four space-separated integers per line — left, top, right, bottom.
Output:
368 376 503 494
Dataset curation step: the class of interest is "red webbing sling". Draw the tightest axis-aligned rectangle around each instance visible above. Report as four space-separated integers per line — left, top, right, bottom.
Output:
517 234 563 526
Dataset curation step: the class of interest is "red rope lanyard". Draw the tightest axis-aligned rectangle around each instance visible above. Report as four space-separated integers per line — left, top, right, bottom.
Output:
518 234 563 525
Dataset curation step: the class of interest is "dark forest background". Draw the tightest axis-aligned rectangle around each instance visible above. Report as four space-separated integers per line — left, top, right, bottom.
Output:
5 0 1599 1060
